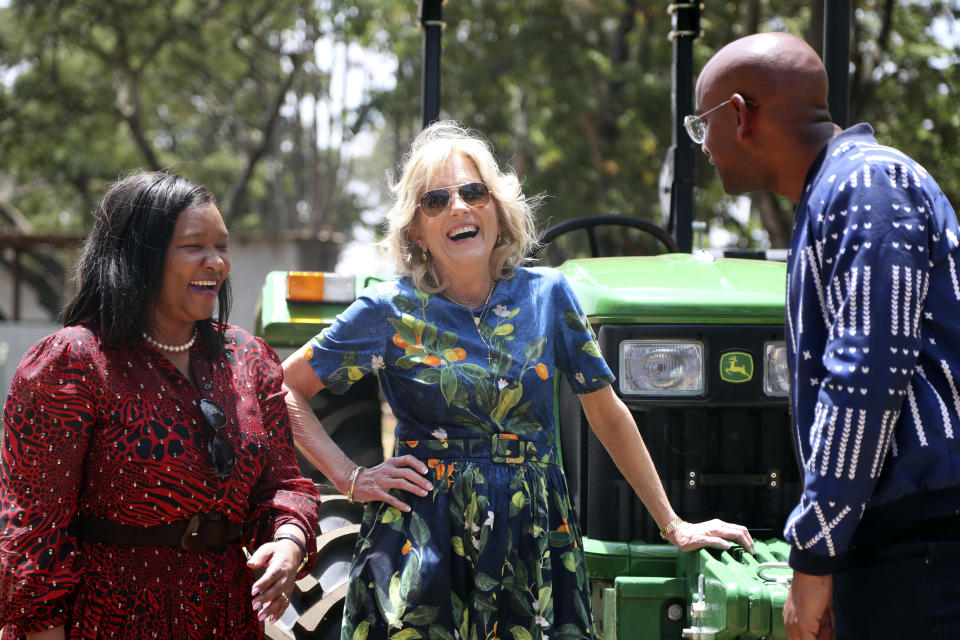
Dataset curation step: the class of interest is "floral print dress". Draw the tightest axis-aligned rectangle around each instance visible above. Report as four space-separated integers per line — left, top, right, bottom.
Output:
304 267 614 640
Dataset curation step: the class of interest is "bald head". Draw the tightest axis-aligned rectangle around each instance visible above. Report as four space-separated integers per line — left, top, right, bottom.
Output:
699 32 830 124
695 32 841 201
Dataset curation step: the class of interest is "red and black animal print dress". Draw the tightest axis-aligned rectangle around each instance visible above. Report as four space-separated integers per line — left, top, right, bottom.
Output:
0 324 318 639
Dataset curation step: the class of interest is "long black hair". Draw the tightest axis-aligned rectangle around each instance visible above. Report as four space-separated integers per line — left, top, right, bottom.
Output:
63 170 232 355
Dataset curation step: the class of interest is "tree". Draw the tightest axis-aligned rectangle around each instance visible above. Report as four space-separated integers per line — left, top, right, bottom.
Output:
689 0 960 249
0 0 408 224
2 0 957 273
0 0 395 316
368 0 959 250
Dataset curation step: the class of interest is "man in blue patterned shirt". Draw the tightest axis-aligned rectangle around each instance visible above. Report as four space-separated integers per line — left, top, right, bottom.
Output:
690 32 960 640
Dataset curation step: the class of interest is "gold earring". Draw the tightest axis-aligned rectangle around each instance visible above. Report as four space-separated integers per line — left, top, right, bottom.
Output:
421 245 429 261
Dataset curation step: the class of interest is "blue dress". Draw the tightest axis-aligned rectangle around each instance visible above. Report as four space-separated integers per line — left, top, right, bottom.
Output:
304 267 614 640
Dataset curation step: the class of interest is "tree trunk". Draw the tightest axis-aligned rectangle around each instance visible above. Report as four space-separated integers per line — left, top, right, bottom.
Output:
752 191 792 249
743 0 761 34
222 57 303 225
807 0 824 54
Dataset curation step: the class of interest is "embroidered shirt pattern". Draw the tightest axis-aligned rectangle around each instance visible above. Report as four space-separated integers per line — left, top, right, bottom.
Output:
785 124 960 570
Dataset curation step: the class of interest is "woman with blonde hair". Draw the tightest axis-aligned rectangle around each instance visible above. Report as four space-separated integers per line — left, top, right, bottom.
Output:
283 121 752 639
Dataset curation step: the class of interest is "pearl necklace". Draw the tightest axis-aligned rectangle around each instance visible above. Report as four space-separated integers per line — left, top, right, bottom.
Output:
142 330 197 353
442 281 497 362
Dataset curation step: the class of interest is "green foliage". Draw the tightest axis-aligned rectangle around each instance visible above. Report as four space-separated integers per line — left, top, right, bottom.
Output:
852 0 960 205
422 1 679 226
0 0 392 235
2 0 957 250
372 0 960 249
692 0 960 247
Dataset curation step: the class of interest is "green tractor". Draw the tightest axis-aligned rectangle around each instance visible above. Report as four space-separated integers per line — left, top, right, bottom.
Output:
256 3 856 638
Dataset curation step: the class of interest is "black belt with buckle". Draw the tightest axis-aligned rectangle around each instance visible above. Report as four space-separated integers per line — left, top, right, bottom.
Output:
76 512 243 553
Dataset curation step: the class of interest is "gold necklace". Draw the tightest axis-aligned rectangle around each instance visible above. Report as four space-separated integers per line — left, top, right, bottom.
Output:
442 280 497 363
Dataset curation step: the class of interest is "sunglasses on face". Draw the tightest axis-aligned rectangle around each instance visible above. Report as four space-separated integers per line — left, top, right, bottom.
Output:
417 181 490 217
199 399 236 478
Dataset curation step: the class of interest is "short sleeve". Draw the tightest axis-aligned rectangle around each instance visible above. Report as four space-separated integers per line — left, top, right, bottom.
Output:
302 289 390 395
551 273 615 394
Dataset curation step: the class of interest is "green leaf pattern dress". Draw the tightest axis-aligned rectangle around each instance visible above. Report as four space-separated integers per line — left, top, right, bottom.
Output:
304 267 615 640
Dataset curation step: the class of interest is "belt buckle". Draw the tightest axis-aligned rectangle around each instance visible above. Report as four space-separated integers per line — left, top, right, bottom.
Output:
180 512 229 553
492 433 525 464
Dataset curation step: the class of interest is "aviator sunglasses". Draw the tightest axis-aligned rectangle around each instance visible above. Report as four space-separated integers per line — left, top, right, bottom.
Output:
417 181 490 217
199 399 236 478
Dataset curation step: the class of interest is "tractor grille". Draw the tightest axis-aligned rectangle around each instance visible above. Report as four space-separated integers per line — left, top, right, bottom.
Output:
560 323 800 543
576 406 799 542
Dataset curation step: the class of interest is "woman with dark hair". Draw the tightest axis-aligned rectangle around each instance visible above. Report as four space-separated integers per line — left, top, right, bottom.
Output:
0 171 319 640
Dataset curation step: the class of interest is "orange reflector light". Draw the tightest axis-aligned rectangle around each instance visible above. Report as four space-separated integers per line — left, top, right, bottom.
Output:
286 272 356 303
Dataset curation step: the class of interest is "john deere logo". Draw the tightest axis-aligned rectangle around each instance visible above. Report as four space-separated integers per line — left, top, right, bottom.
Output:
720 351 753 383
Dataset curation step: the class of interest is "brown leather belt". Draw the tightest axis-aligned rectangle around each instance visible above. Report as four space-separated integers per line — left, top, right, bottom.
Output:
76 512 243 554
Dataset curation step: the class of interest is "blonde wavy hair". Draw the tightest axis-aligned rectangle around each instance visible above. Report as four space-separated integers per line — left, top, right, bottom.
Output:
382 121 541 293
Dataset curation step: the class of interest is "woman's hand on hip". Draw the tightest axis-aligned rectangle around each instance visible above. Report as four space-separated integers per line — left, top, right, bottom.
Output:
247 538 302 624
667 518 755 554
351 455 433 511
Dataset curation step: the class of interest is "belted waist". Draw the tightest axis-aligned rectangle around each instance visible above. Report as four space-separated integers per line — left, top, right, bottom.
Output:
395 433 557 466
76 512 243 553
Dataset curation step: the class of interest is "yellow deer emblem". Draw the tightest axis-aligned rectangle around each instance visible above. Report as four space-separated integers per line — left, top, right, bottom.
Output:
720 352 753 382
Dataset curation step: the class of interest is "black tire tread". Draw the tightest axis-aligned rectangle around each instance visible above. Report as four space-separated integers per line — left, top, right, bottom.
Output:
266 496 364 639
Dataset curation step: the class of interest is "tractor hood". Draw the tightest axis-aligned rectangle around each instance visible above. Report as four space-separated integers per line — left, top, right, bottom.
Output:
556 252 786 324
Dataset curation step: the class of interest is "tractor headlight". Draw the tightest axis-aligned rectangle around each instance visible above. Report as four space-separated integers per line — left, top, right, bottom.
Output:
763 341 790 397
619 341 704 396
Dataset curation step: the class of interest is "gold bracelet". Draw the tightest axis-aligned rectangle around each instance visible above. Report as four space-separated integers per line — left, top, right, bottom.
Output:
659 517 686 541
346 465 365 503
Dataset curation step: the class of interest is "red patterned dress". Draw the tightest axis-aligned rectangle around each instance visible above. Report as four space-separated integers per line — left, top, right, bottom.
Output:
0 324 319 639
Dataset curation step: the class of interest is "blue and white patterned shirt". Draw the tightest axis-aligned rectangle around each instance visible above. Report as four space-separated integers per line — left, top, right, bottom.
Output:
785 124 960 573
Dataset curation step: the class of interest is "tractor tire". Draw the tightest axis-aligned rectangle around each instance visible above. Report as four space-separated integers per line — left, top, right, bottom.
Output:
296 374 385 488
267 496 366 640
270 375 384 639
